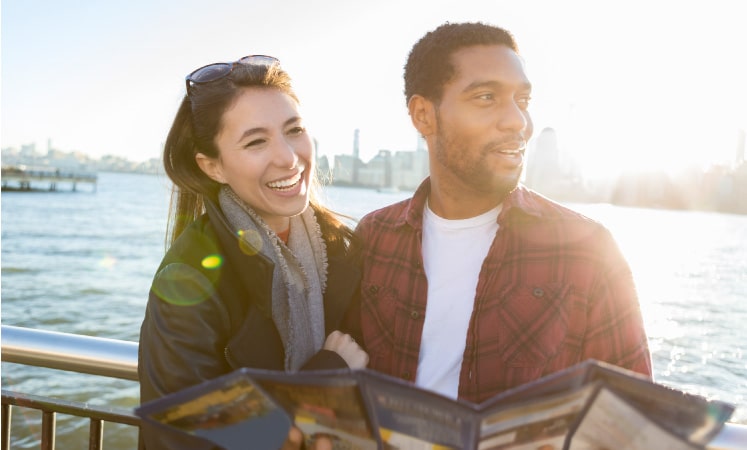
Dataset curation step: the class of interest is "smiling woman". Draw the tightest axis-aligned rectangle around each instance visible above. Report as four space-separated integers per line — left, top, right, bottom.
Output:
195 88 314 233
137 55 369 449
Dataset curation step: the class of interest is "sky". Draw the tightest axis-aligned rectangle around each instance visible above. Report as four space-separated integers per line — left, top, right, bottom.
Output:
2 0 746 177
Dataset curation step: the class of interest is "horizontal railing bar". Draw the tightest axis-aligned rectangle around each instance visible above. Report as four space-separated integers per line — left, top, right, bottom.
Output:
1 390 141 427
1 325 138 381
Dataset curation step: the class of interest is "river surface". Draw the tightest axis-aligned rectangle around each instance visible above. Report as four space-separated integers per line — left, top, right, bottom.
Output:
2 171 746 448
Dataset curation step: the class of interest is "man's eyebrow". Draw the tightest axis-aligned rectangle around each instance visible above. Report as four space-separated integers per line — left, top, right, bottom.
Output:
462 80 532 93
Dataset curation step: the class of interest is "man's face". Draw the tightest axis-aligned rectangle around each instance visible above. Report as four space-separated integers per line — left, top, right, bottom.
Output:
431 44 533 201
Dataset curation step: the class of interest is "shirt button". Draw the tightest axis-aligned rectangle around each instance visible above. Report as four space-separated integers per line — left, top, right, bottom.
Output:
533 288 545 298
410 310 420 319
403 371 411 379
369 286 379 294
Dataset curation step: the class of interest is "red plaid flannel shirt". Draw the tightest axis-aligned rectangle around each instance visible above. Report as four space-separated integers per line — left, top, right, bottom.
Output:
348 179 652 403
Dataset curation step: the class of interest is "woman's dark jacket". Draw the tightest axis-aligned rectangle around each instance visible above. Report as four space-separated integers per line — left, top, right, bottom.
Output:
138 201 360 449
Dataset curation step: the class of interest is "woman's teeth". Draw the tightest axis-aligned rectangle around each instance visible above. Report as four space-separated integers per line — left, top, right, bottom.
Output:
267 172 302 191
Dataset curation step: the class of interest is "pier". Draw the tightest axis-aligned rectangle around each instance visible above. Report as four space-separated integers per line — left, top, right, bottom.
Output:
1 165 97 192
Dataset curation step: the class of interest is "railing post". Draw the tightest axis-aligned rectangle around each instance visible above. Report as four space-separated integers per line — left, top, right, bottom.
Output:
41 410 56 450
89 419 103 450
1 403 10 450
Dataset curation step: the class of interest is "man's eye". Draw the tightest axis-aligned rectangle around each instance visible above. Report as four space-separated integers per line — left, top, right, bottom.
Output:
288 126 306 136
517 96 532 108
476 93 494 101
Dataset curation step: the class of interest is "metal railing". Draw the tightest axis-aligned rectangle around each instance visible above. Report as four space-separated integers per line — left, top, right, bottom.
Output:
1 325 141 450
2 324 747 449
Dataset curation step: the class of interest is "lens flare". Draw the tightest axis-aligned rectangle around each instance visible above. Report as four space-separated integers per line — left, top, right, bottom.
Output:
201 254 223 270
237 229 263 255
152 263 216 306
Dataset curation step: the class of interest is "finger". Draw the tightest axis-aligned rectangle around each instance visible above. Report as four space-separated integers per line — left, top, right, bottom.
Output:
329 330 343 341
280 426 304 450
311 435 334 450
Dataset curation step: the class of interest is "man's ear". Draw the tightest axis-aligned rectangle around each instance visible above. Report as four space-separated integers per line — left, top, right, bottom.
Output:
195 153 227 184
408 95 436 137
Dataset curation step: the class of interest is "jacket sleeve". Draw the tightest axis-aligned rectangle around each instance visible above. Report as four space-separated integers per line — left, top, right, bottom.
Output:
337 227 366 346
138 262 232 450
301 349 348 370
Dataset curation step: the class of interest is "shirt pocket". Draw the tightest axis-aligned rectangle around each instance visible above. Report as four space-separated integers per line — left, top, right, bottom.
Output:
359 283 408 370
495 282 585 367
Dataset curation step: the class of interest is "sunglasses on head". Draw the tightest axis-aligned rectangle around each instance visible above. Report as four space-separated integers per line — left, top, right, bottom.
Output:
185 54 280 96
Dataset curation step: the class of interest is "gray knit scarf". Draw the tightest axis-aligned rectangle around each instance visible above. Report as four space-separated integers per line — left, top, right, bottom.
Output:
219 186 328 371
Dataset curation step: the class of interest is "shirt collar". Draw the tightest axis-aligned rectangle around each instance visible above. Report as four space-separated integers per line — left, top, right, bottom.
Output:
499 184 547 225
398 178 546 230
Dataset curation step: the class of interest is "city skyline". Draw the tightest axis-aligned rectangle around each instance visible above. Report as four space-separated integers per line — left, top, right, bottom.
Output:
4 121 745 175
3 0 746 175
4 125 746 216
4 122 745 181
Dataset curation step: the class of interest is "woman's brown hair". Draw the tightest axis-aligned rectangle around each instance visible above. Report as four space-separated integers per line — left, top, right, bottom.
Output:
162 61 353 251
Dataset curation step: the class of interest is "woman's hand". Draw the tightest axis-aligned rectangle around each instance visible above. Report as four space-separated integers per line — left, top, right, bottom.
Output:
280 426 304 450
323 330 369 369
280 426 333 450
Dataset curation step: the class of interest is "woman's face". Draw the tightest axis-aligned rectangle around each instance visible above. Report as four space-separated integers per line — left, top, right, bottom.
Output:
197 87 314 233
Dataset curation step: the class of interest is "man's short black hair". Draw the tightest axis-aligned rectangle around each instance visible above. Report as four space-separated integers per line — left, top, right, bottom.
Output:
404 22 519 105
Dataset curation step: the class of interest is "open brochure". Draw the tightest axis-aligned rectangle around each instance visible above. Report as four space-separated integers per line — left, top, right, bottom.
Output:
135 359 734 450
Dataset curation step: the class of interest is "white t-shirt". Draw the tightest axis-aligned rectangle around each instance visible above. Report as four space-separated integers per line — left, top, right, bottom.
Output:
416 201 501 398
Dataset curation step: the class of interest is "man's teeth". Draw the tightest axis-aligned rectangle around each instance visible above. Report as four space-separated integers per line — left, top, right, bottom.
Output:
267 172 302 190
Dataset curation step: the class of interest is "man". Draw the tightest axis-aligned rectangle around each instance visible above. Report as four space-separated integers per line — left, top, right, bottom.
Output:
346 21 652 403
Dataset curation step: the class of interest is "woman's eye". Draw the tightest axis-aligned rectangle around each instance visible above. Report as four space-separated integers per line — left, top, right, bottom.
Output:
288 126 306 136
476 93 494 101
244 138 265 148
517 96 532 108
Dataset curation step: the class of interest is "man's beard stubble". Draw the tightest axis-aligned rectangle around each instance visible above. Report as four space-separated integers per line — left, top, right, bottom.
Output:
432 127 522 203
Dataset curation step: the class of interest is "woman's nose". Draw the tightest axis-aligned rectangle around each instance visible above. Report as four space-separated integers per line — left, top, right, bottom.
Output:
274 138 299 168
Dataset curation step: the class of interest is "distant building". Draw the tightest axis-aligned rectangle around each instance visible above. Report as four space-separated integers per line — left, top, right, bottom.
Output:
331 129 429 190
391 149 429 190
524 127 587 201
332 154 358 185
352 129 361 184
359 150 389 187
332 146 429 190
315 154 330 175
416 134 426 152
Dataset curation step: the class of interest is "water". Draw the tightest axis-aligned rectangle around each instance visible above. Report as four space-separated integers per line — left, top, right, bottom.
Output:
2 172 746 448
